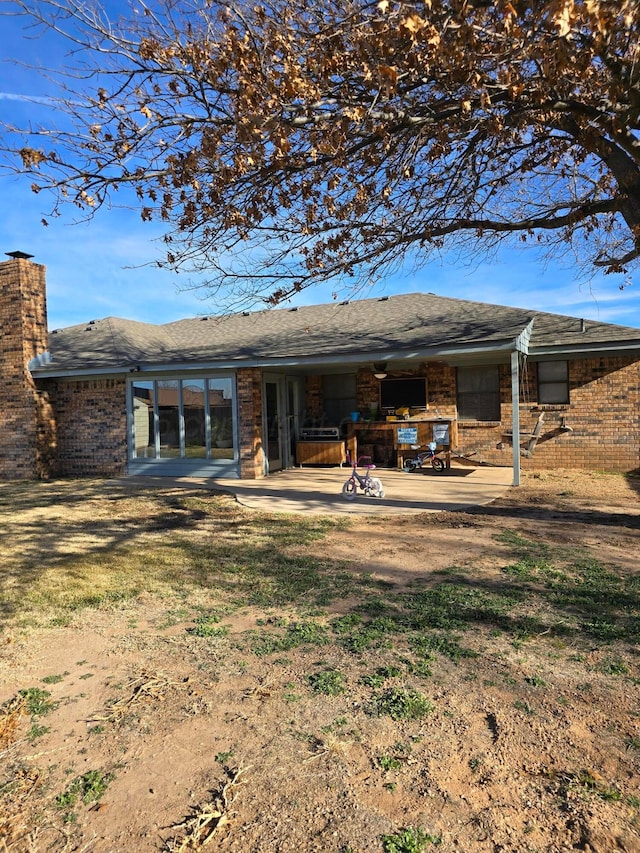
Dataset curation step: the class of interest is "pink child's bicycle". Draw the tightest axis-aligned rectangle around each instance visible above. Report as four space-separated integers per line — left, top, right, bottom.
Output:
342 454 385 500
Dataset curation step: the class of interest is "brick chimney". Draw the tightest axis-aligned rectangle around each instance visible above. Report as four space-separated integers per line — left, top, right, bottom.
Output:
0 252 51 479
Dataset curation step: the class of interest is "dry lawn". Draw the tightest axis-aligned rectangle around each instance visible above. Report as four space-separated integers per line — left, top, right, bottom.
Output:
0 468 639 853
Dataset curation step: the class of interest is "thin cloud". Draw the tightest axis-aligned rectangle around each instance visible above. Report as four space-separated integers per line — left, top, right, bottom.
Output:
0 91 58 105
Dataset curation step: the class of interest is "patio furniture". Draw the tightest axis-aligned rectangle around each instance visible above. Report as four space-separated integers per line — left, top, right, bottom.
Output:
296 428 357 467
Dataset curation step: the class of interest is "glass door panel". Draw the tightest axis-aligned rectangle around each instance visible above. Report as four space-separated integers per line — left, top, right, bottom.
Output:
286 377 302 469
183 380 206 458
208 378 234 460
158 380 180 458
264 378 282 471
132 380 155 458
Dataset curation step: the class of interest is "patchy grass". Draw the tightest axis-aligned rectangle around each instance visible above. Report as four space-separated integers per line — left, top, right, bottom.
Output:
1 475 639 852
307 668 346 696
1 488 349 629
18 688 58 718
247 619 332 656
186 612 230 638
55 770 114 823
382 826 442 851
368 687 434 721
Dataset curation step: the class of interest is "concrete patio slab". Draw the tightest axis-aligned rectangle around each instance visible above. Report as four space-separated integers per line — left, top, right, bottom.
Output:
135 463 515 515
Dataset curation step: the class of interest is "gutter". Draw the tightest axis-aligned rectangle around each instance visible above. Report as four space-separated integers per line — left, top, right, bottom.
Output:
29 333 532 379
529 340 640 358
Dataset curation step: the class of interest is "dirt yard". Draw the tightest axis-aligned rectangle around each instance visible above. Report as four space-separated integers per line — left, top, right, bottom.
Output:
0 468 639 853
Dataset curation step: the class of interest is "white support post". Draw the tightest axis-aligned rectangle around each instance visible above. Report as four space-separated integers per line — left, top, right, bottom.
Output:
511 350 521 486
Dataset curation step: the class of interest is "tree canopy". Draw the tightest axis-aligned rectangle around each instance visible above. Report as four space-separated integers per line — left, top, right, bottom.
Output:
2 0 639 306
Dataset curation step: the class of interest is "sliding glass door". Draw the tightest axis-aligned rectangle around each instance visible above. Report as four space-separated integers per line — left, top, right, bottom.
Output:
263 376 283 472
129 376 236 473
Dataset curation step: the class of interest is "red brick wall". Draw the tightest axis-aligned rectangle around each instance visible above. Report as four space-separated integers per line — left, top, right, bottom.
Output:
456 357 640 472
0 257 49 480
45 378 128 477
35 384 58 478
304 375 324 420
355 369 378 415
354 364 457 419
421 363 457 419
310 358 640 473
237 368 265 478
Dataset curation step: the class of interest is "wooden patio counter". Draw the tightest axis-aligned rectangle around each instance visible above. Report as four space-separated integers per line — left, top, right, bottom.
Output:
296 435 357 467
351 418 458 468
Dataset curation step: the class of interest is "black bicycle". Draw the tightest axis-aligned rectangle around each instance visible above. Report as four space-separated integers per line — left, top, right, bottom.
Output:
402 441 445 474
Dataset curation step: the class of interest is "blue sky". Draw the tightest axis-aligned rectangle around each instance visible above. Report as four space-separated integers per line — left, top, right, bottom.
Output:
1 5 639 332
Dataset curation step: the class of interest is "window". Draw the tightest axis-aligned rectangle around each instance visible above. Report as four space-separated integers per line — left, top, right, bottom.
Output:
183 380 206 458
208 380 234 456
158 379 180 458
537 361 569 404
131 376 234 461
456 366 500 421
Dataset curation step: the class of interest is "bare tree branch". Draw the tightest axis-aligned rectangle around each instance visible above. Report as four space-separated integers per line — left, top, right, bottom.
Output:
1 0 639 306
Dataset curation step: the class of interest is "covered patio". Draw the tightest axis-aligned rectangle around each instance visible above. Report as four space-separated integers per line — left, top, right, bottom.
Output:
129 462 514 515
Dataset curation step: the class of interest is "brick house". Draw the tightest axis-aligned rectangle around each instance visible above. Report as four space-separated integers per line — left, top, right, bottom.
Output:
1 252 639 483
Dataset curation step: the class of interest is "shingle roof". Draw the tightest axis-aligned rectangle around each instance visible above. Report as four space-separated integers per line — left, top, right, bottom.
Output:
36 292 640 375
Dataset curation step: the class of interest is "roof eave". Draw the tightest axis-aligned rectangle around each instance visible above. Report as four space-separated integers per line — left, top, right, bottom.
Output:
30 336 531 378
31 365 134 380
529 340 640 359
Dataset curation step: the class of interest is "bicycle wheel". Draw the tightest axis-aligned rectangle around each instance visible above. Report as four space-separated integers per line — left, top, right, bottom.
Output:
342 478 358 500
403 460 418 472
431 457 445 473
368 477 384 498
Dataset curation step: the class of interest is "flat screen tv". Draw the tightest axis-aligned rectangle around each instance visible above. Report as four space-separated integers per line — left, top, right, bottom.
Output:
380 377 427 410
